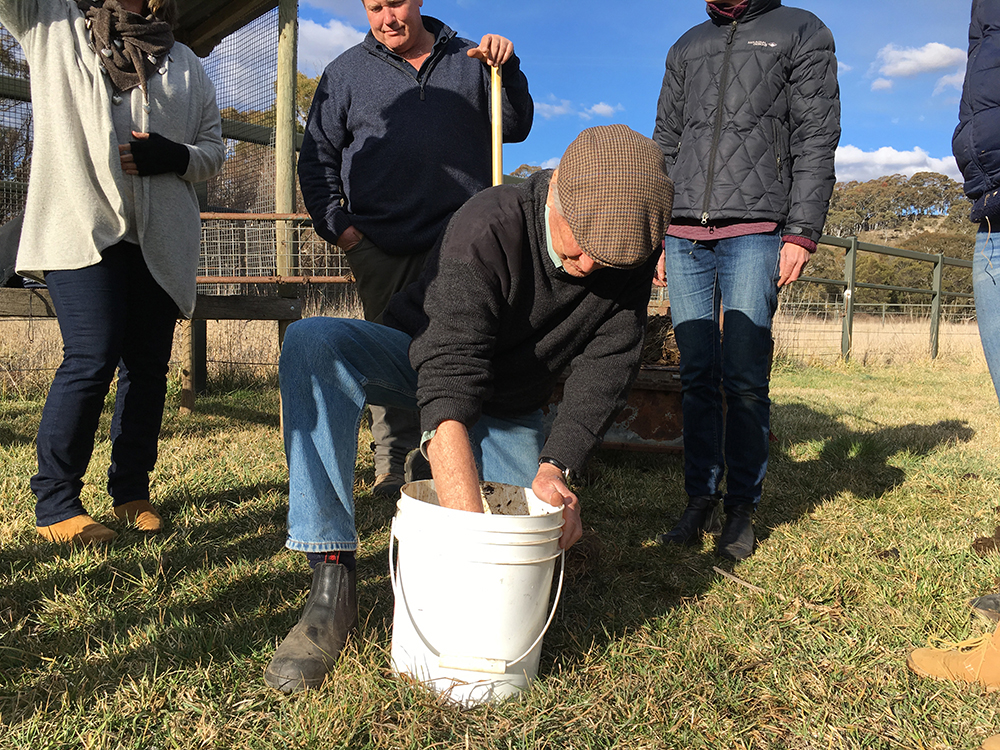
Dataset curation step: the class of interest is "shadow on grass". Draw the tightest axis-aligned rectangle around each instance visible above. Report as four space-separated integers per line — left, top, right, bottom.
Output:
519 403 975 674
169 396 281 431
0 466 405 726
0 400 42 448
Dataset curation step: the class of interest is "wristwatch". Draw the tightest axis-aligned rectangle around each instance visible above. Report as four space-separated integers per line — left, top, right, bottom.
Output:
538 456 571 481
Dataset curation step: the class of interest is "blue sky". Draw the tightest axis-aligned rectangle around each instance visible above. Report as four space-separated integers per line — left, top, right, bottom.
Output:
294 0 972 183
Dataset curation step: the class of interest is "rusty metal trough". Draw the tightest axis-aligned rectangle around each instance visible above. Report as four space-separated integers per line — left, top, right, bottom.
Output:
545 365 683 453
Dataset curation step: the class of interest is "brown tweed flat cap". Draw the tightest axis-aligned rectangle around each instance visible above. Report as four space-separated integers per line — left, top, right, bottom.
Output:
556 124 673 269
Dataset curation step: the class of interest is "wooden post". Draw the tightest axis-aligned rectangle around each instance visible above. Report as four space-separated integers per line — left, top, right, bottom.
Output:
179 319 195 416
491 65 502 186
276 0 299 432
841 236 858 361
275 0 299 292
930 253 944 359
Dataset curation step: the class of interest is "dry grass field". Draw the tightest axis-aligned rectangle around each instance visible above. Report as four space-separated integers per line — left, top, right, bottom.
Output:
773 313 988 368
3 302 1000 749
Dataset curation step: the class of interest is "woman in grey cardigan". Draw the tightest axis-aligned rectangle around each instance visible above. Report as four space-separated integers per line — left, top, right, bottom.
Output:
0 0 224 544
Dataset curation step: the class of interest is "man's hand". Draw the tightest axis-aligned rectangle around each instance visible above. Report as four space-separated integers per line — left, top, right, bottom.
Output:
653 248 667 288
533 462 582 549
777 241 810 287
336 226 364 251
467 34 514 67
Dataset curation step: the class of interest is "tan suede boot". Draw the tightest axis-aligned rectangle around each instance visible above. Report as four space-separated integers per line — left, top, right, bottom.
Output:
37 514 117 544
982 735 1000 750
113 500 163 532
907 623 1000 690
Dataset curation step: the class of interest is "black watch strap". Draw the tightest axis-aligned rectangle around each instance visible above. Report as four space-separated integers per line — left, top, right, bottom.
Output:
538 456 570 479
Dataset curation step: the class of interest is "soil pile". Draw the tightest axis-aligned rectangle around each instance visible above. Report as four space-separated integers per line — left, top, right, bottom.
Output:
641 312 680 366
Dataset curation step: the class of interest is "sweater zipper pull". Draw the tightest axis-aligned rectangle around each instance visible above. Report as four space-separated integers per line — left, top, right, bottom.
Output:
701 212 709 225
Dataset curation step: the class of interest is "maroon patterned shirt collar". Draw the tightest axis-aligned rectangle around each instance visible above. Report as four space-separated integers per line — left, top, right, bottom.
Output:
707 0 750 21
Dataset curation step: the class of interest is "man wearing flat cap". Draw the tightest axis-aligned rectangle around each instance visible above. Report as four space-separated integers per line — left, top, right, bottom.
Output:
265 123 673 694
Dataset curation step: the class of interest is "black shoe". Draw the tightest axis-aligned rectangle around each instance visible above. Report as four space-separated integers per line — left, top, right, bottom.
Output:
970 593 1000 623
657 495 721 546
372 472 405 499
264 562 358 694
718 504 756 561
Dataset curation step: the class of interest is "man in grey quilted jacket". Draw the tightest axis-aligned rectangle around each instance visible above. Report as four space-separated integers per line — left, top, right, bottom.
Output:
652 0 840 560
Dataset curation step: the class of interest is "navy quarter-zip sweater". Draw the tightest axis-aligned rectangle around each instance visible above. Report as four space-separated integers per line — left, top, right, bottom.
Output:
298 16 533 256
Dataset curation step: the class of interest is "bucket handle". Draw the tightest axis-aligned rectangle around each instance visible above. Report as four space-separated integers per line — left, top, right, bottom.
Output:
389 516 566 676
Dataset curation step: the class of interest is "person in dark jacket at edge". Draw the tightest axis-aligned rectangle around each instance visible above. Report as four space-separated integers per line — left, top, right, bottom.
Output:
263 124 673 693
906 6 1000 740
652 0 840 560
298 0 533 502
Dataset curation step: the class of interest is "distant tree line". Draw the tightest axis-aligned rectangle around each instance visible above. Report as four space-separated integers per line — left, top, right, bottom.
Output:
804 172 976 314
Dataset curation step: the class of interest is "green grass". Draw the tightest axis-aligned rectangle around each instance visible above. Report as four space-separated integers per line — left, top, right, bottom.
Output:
3 361 1000 749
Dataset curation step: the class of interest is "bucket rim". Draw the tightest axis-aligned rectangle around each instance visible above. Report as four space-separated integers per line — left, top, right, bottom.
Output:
397 493 564 522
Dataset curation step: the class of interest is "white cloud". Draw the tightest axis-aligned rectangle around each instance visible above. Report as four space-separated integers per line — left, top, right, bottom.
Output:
301 0 369 25
541 157 561 169
583 102 623 119
874 42 966 78
838 61 853 74
871 78 893 91
535 97 575 119
934 70 965 95
298 18 367 76
536 95 624 121
835 144 960 182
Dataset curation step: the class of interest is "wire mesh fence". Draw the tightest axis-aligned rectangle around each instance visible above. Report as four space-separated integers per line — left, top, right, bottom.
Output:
202 8 278 215
0 26 30 227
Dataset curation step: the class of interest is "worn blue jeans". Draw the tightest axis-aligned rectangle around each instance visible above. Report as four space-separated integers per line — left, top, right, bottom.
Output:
279 317 545 552
661 231 781 508
974 223 1000 404
32 242 179 526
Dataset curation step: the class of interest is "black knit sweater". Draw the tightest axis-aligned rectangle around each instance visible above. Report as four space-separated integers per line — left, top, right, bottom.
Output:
384 171 656 472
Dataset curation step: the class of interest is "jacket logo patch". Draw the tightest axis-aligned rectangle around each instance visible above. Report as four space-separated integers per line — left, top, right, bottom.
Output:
747 41 778 48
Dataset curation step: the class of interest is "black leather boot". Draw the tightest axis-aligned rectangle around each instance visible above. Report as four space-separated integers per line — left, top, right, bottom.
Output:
718 503 756 560
657 495 721 546
264 562 358 693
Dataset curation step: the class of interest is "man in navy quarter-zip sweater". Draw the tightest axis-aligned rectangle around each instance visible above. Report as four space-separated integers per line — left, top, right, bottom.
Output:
298 0 533 499
653 0 840 560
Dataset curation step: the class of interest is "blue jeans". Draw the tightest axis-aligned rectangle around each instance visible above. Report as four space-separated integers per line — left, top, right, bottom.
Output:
279 317 546 552
974 223 1000 404
661 231 780 508
32 242 179 526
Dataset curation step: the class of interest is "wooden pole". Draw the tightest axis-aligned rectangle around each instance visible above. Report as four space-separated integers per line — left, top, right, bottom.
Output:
179 319 195 416
491 65 503 186
275 0 299 292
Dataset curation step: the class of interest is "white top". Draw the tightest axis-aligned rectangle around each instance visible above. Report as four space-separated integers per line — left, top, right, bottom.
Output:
0 0 225 316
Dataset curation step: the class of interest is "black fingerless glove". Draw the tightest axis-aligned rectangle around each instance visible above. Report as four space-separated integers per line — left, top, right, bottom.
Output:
129 132 191 176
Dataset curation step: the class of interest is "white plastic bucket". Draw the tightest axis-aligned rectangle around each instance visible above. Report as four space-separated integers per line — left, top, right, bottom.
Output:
389 480 565 706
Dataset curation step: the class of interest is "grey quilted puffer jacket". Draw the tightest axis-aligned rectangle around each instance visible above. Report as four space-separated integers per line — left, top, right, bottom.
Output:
653 0 840 244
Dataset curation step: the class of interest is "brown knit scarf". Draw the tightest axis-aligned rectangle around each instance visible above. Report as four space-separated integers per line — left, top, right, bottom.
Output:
77 0 174 99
